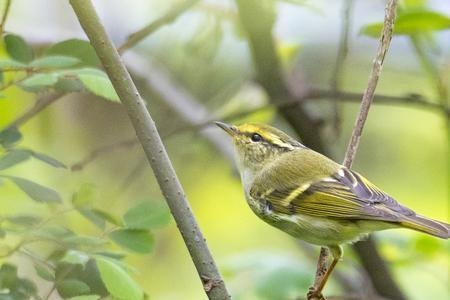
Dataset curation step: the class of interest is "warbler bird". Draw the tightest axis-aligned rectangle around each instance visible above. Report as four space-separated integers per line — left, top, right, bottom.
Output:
215 122 449 298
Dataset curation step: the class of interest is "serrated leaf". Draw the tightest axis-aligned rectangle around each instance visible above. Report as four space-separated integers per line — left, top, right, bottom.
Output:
0 128 22 147
19 73 59 88
109 229 154 254
36 226 75 240
5 176 61 203
4 34 34 63
34 264 55 282
60 250 90 267
124 201 171 230
96 257 143 300
0 59 27 69
29 55 81 68
361 10 450 37
56 279 90 298
0 150 30 170
45 39 100 67
29 150 66 168
66 296 100 300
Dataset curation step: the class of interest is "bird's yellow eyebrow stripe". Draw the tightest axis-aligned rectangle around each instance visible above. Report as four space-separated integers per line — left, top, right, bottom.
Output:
237 124 295 149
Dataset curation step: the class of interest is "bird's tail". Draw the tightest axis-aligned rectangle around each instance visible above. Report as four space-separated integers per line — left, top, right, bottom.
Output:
401 215 450 239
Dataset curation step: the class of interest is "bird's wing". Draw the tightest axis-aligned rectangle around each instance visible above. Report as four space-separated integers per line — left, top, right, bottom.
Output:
251 168 414 222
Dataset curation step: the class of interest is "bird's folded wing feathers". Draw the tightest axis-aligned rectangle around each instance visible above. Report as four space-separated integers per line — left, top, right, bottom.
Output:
252 168 414 222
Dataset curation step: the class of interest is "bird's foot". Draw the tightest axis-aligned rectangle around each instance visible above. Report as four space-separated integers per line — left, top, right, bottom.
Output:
306 286 326 300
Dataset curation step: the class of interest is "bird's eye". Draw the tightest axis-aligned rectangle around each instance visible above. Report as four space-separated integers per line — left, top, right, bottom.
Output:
251 133 263 142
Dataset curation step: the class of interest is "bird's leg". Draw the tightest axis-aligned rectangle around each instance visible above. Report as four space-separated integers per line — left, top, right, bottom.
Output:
307 246 343 300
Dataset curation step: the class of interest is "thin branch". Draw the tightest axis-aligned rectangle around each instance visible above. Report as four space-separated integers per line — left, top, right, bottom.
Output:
117 0 200 54
0 0 11 33
330 0 353 135
339 1 407 300
3 92 65 130
70 87 449 172
343 0 398 168
71 137 137 171
69 1 230 299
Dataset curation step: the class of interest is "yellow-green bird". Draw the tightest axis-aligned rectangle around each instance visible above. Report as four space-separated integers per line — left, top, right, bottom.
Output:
215 122 449 299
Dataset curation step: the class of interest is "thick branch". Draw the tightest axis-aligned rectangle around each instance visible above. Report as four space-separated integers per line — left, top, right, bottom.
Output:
117 0 200 54
69 1 230 299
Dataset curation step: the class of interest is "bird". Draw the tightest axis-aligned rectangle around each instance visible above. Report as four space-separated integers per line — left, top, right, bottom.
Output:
215 121 449 299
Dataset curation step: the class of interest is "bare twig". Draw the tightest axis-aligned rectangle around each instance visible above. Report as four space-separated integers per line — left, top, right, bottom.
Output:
71 87 447 171
118 0 200 54
71 137 137 171
4 92 65 130
69 1 230 299
339 1 407 300
330 0 353 135
343 0 398 168
0 0 11 33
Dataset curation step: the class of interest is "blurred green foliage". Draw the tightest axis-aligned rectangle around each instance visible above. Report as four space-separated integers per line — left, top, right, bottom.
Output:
0 0 449 300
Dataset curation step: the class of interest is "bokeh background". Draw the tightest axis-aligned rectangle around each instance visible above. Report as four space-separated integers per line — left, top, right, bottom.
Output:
0 0 449 299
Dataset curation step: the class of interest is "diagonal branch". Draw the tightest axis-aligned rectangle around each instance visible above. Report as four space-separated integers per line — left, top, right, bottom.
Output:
343 0 398 168
3 92 65 130
339 2 406 300
69 1 230 299
234 0 405 299
117 0 200 54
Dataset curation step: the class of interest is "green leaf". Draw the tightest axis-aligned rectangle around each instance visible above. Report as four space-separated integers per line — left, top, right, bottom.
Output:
72 183 98 208
63 235 106 248
0 128 22 147
56 279 90 298
54 77 84 93
66 296 100 300
361 10 450 37
0 150 31 170
91 209 123 226
96 257 143 300
60 250 90 267
78 208 105 230
34 264 55 282
5 176 61 203
124 201 171 230
0 59 27 69
109 229 154 254
19 73 59 89
28 150 66 168
4 34 34 63
29 55 81 68
77 71 119 102
7 215 41 226
45 39 100 67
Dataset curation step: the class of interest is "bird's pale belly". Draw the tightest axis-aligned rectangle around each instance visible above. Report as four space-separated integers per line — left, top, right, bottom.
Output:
246 195 382 246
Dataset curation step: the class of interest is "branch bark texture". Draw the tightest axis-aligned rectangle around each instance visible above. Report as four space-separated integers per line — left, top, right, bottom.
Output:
69 1 230 299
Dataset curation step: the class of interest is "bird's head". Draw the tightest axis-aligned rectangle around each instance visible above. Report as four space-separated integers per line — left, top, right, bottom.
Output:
215 122 304 171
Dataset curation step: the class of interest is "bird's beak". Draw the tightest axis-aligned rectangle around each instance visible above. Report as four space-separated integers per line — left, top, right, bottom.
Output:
214 121 236 137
